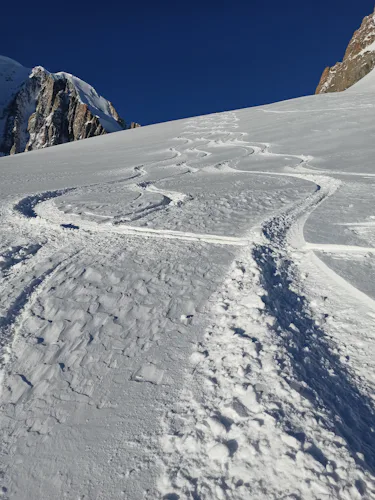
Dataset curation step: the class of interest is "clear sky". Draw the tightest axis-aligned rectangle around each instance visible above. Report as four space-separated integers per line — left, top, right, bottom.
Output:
2 1 375 126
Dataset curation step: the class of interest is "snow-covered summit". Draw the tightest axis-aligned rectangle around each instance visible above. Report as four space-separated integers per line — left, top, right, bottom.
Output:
54 71 124 133
0 56 126 155
0 55 25 67
0 56 30 109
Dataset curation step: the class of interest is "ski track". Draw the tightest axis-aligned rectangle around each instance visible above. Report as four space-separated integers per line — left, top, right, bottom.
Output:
157 115 375 499
0 244 42 276
1 111 375 498
254 178 375 472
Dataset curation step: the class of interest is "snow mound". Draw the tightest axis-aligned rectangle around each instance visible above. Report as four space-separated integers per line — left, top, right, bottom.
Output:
347 66 375 92
0 55 25 68
0 55 30 108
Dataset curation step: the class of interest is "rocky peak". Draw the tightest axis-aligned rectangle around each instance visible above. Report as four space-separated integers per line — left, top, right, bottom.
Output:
0 57 136 156
316 7 375 94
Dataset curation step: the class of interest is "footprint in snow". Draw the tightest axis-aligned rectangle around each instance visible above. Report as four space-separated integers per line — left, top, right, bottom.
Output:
131 364 164 385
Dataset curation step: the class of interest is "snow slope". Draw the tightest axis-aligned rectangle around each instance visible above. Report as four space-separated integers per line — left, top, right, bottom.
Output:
348 64 375 92
0 56 30 109
0 57 31 148
1 73 375 499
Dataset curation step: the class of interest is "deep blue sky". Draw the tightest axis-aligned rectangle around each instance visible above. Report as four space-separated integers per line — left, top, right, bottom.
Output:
2 1 374 125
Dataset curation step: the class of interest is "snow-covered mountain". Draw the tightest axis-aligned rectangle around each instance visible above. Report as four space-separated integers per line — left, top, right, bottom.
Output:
3 12 375 500
316 7 375 93
1 75 375 498
0 56 129 155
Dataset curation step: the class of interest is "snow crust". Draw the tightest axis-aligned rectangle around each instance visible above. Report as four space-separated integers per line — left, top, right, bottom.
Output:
1 87 375 499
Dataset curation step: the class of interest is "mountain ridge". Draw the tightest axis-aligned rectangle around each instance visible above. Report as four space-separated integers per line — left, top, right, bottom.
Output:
316 7 375 93
0 56 137 156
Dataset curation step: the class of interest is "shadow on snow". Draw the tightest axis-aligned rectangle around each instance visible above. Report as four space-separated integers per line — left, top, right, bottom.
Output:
253 244 375 476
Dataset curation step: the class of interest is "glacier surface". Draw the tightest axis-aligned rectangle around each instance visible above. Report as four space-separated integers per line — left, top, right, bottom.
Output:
1 75 375 499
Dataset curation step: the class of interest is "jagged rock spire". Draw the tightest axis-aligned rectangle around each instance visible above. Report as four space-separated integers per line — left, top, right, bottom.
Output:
316 7 375 93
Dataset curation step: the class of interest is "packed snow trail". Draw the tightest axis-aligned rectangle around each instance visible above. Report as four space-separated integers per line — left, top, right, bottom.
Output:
0 111 316 499
1 91 375 499
158 139 375 498
255 175 375 472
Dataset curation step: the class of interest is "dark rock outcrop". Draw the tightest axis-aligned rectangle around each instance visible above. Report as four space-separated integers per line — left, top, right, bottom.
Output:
316 8 375 93
129 122 141 129
0 59 135 156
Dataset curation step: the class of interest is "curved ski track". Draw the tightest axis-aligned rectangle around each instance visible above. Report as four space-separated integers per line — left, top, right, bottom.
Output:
2 111 375 499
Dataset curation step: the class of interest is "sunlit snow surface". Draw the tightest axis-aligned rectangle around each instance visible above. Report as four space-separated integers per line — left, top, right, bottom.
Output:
1 83 375 499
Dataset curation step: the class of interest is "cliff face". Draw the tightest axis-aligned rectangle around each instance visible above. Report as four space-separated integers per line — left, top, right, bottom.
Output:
316 8 375 94
0 57 131 156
